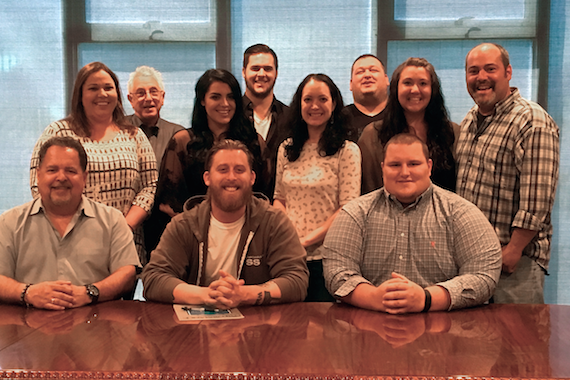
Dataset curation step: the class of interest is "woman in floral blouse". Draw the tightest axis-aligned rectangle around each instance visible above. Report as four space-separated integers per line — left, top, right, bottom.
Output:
274 73 361 301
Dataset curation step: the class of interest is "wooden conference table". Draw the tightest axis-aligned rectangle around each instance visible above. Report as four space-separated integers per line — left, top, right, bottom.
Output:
0 301 569 379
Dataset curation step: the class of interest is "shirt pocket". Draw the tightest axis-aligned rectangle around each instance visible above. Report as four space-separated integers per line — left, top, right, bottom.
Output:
411 229 457 282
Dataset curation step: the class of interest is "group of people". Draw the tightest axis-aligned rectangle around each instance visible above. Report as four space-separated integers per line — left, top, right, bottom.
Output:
0 42 559 314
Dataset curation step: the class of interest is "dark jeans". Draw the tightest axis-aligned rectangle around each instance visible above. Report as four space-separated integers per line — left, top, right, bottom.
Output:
305 259 335 302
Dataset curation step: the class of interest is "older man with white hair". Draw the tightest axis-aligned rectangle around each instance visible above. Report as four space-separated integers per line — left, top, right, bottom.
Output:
127 66 185 254
127 65 184 169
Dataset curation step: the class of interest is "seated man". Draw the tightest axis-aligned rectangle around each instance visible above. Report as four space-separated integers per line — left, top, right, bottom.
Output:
0 137 140 310
323 133 502 313
141 139 309 308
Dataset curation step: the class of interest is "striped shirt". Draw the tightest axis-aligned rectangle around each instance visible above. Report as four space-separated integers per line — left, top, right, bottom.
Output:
323 185 502 310
456 88 559 270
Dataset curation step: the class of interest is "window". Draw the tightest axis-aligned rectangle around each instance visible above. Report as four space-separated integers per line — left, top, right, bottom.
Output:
77 0 219 127
393 0 537 39
387 39 535 123
86 0 216 41
0 0 65 213
231 0 377 105
78 43 215 127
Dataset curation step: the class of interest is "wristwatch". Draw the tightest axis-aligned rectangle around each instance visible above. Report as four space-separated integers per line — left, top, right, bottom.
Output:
85 284 99 304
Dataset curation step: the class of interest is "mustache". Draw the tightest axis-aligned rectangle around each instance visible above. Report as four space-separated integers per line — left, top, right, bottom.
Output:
475 79 495 87
51 180 72 188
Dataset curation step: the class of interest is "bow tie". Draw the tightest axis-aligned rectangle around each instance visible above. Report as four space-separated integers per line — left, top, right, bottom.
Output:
140 124 159 138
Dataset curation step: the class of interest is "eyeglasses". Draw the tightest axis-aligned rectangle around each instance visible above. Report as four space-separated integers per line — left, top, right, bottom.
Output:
131 88 163 100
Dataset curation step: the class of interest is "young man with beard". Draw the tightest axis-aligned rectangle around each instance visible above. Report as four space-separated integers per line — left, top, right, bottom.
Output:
242 44 290 199
141 140 308 308
456 43 559 304
0 137 140 309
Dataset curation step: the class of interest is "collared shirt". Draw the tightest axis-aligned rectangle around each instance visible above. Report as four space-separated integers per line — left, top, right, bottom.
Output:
29 120 158 264
127 114 185 169
323 184 502 310
456 88 559 270
242 95 289 154
0 196 140 285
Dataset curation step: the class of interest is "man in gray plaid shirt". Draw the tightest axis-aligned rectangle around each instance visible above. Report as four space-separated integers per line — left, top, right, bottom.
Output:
456 43 559 304
323 134 502 314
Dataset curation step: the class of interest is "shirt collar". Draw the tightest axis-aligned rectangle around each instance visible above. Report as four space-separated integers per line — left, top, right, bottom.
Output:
131 114 162 128
472 87 519 117
243 94 278 113
31 195 93 218
383 183 434 210
494 87 519 114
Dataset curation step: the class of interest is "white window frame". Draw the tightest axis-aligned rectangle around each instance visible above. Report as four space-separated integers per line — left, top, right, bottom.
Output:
395 0 537 39
87 0 217 42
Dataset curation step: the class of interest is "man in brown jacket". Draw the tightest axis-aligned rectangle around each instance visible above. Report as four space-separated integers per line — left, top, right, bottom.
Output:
142 139 308 308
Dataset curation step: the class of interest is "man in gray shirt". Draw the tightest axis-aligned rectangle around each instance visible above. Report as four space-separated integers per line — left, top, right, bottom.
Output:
323 133 501 313
0 137 140 310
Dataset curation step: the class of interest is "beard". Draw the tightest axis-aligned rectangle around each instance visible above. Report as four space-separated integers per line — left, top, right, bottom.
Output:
246 80 274 99
469 80 498 109
48 184 75 207
208 183 252 214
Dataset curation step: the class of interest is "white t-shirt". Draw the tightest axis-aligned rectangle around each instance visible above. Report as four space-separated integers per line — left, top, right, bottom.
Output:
254 112 272 140
204 213 245 285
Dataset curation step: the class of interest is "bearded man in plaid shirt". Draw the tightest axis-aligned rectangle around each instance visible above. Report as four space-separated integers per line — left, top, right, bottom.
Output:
456 43 560 304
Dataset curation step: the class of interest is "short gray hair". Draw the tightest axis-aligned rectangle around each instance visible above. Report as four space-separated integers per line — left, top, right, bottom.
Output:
128 65 165 92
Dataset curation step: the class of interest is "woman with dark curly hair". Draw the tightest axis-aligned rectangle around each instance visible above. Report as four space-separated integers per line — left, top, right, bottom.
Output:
146 69 267 253
274 74 361 301
358 57 459 194
30 61 157 265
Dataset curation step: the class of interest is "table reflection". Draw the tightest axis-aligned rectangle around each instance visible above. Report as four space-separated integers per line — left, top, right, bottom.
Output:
0 301 141 372
0 301 561 378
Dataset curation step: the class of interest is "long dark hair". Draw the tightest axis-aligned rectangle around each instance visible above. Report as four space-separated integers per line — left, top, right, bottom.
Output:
65 61 135 137
285 74 352 162
379 57 455 173
188 69 261 168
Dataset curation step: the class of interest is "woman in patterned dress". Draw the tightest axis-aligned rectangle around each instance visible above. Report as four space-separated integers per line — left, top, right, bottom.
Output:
274 74 361 301
30 62 157 265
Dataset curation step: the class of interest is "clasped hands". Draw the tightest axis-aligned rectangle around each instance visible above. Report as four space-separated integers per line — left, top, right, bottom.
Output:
377 272 427 314
25 281 92 310
203 270 245 310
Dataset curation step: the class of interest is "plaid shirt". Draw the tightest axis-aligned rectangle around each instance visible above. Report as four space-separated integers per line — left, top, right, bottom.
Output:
322 185 502 310
456 88 559 270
